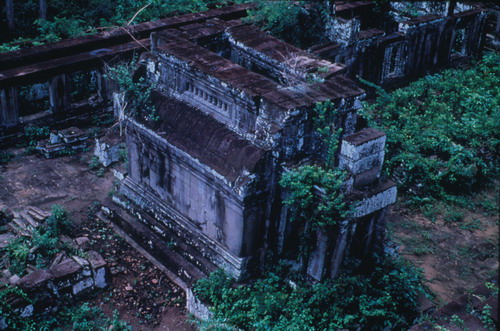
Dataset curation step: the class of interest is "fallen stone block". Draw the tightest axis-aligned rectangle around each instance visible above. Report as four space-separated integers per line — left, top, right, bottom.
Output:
17 270 53 290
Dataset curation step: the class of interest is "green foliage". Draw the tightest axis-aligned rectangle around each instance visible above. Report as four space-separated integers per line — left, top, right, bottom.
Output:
459 218 483 232
480 304 495 331
194 257 429 330
280 165 349 230
1 0 231 51
0 286 33 330
313 100 343 168
4 205 71 276
360 52 500 206
35 17 91 42
6 238 31 274
106 58 158 121
0 296 130 331
0 152 14 166
243 1 329 48
24 125 50 146
443 209 464 223
45 204 71 236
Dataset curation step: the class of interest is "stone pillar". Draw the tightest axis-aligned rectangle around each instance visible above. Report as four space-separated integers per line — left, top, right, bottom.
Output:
307 229 331 281
339 128 386 188
0 87 19 127
49 74 71 113
329 219 350 279
373 207 387 256
6 0 14 30
97 67 119 102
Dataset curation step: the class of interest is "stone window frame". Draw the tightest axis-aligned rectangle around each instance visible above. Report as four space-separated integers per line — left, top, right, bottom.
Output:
382 42 405 80
451 28 467 56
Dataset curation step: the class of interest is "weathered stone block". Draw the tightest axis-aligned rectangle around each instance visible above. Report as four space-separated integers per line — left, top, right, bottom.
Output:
0 87 19 127
87 250 107 288
339 150 384 175
49 258 83 291
186 288 214 321
17 270 53 290
352 181 397 218
340 128 386 161
94 138 121 167
72 277 94 295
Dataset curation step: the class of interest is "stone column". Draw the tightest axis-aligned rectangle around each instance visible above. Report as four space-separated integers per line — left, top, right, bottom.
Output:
339 128 386 188
0 87 19 127
307 229 331 281
49 74 71 113
97 67 118 102
329 219 350 279
6 0 14 30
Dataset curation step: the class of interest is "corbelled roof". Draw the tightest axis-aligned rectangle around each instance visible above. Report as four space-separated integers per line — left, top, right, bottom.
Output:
143 91 267 183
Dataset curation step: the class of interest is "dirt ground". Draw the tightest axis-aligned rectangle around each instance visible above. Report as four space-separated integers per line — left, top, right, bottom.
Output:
388 194 499 305
0 145 194 330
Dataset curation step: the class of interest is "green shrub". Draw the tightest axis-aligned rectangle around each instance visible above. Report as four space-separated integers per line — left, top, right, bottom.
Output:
280 165 349 229
243 1 329 48
194 257 429 330
24 125 50 146
360 53 500 206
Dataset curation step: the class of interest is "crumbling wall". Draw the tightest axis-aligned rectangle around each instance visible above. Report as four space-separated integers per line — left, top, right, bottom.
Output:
0 252 107 329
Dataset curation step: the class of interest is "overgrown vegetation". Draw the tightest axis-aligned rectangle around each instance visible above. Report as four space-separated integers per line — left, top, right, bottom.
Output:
0 292 131 331
360 52 500 207
194 257 429 330
105 57 158 125
1 0 233 51
243 1 329 48
280 165 348 230
1 1 333 52
279 100 349 257
4 205 77 276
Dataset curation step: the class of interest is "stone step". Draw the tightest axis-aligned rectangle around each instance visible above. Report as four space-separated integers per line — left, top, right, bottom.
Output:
101 207 212 287
27 206 51 219
6 222 30 237
12 217 31 233
26 209 46 223
20 211 40 228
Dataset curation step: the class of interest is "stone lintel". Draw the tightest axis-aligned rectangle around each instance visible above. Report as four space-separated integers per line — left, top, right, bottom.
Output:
352 180 397 218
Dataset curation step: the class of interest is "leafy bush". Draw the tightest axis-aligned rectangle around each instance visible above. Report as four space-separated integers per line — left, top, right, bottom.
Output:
360 52 500 205
243 1 329 48
24 125 50 146
5 205 72 275
105 58 158 122
194 257 429 330
280 165 349 229
1 0 232 49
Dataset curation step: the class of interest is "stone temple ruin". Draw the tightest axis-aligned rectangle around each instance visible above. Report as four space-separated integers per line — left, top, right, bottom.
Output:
0 0 497 322
111 16 401 285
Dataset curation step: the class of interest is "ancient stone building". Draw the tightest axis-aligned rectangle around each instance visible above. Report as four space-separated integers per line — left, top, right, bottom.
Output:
112 15 397 284
312 1 490 86
0 0 494 285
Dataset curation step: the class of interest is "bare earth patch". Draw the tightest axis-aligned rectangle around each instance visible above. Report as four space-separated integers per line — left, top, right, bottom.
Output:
0 145 194 330
388 196 499 305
